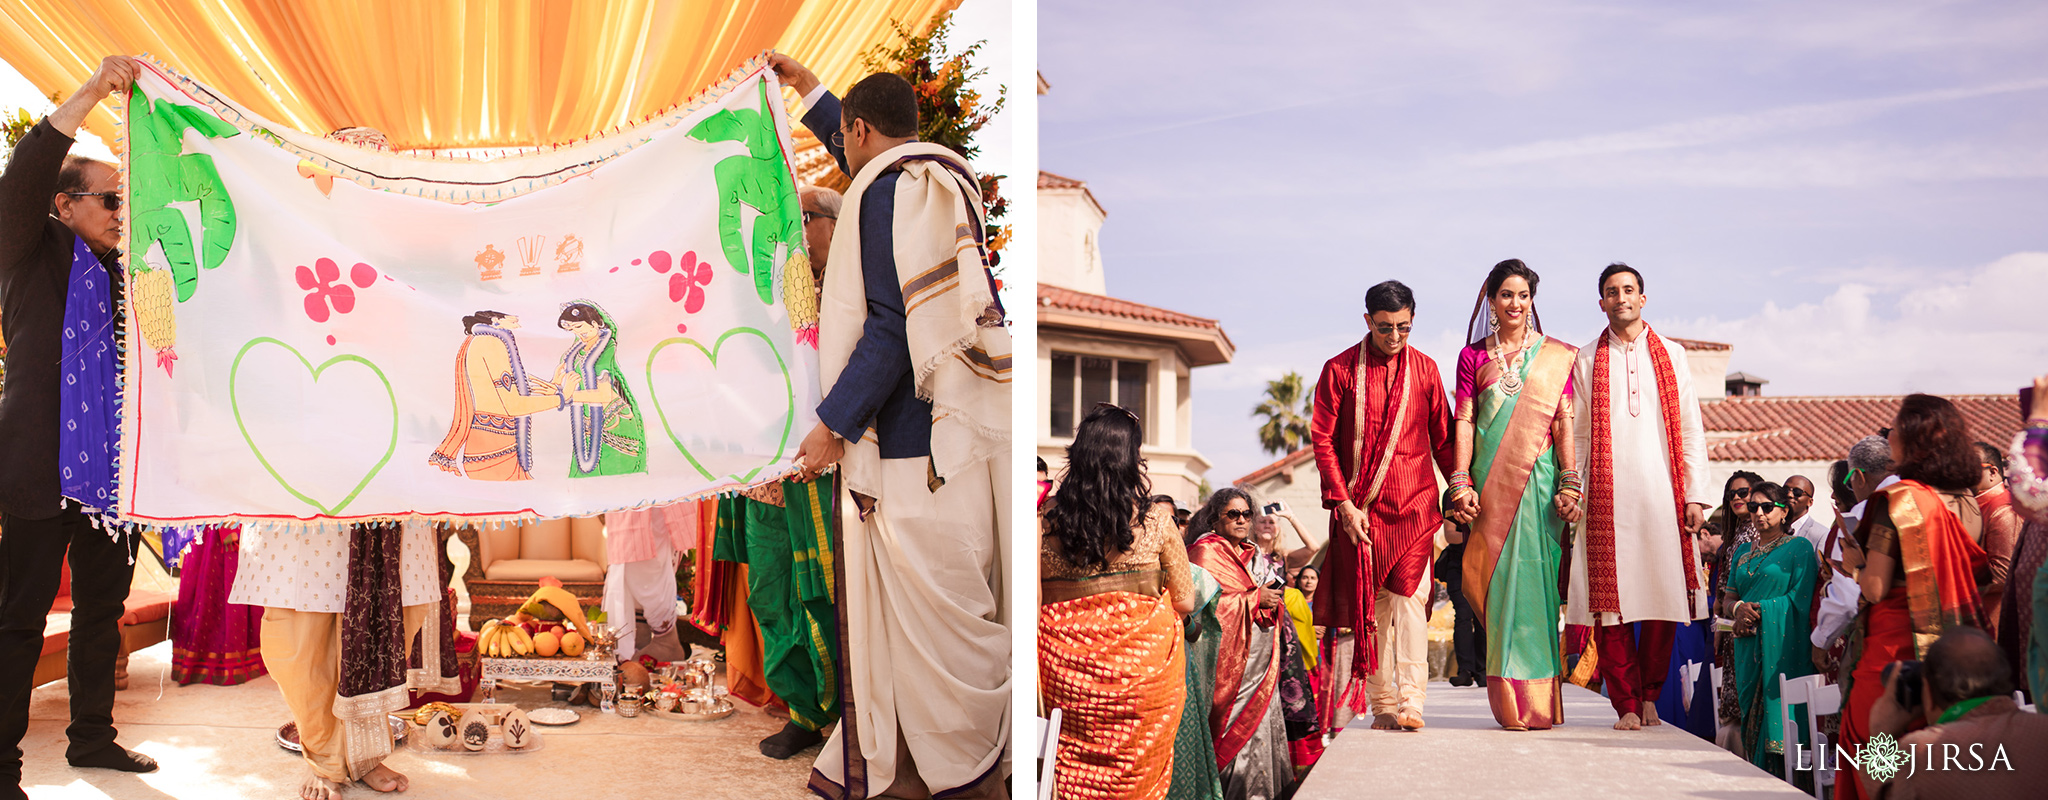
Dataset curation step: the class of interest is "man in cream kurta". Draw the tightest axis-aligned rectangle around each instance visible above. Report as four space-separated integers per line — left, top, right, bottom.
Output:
772 55 1012 800
1567 264 1715 730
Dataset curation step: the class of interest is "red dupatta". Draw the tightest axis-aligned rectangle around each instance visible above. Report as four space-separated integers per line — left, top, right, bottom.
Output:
1188 532 1282 769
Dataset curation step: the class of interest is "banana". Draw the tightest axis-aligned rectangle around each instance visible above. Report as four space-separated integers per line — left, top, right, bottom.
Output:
477 619 504 657
507 625 534 656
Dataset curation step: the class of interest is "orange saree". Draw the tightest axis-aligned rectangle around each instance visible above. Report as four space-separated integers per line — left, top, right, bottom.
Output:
1040 590 1186 800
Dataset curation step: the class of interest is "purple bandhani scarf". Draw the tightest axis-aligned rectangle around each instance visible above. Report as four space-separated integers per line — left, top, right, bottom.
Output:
57 236 121 518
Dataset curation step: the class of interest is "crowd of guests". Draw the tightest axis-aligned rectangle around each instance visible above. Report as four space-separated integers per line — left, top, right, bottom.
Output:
1038 261 2048 800
1675 387 2048 798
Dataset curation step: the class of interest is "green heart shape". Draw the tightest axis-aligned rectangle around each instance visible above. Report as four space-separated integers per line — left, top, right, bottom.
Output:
229 337 397 515
644 327 794 483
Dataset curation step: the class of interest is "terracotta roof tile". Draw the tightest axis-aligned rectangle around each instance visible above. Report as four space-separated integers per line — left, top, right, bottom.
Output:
1236 447 1314 487
1038 170 1086 189
1038 283 1223 332
1705 395 2024 462
1669 337 1731 351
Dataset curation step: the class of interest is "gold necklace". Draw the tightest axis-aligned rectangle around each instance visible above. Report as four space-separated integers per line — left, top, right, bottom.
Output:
1490 326 1533 396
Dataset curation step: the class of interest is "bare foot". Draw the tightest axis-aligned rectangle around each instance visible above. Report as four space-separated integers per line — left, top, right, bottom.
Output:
1371 713 1400 730
300 772 347 800
1642 704 1662 726
1613 712 1642 731
1395 709 1425 731
362 763 410 793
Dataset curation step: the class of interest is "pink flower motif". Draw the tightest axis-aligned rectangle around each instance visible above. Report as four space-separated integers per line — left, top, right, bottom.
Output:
295 259 376 323
296 258 352 322
665 250 712 314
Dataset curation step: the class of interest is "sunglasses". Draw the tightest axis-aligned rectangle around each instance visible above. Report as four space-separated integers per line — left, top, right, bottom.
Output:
1785 488 1809 499
1879 427 1893 438
1222 509 1254 521
1750 501 1785 512
803 210 836 224
1093 402 1139 423
1373 324 1413 336
1730 487 1752 498
63 191 121 211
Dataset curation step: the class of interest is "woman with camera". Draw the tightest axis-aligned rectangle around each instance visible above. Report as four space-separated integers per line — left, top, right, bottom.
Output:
1718 481 1819 770
1836 394 1991 800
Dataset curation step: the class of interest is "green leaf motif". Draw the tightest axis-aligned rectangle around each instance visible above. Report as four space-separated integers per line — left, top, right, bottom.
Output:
686 80 802 306
127 86 240 302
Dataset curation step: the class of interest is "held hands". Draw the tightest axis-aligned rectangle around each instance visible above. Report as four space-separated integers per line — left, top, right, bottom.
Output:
1552 493 1583 523
1733 601 1761 637
1812 645 1832 673
767 54 821 97
1336 500 1372 548
792 421 844 483
1685 502 1708 532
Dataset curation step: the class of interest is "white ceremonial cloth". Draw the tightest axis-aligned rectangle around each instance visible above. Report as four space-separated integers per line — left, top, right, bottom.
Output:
812 457 1010 797
229 519 439 613
1567 330 1716 626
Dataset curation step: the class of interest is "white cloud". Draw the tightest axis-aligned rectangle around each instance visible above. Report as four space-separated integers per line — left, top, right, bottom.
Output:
1666 251 2048 395
1463 78 2048 167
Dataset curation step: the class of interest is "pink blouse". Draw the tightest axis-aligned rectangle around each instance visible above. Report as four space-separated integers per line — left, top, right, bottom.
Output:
1454 338 1576 421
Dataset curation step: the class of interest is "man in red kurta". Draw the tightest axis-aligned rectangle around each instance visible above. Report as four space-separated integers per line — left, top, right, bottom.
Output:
1309 280 1456 731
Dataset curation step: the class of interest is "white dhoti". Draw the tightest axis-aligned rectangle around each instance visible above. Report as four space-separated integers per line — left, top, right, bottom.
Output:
603 535 679 662
813 457 1010 799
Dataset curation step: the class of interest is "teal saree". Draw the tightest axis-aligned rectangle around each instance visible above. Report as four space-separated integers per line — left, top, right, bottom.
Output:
1457 335 1576 730
1729 534 1818 770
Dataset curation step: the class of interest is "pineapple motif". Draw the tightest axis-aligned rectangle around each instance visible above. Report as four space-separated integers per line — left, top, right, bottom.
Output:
782 250 818 345
130 257 178 376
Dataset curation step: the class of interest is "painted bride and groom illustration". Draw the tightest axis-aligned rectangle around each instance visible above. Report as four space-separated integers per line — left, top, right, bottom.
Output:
427 300 646 481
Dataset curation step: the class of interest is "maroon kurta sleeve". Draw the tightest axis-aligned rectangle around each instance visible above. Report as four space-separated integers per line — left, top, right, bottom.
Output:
1311 347 1356 510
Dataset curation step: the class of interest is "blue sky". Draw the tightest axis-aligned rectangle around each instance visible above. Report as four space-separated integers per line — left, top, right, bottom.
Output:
1041 0 2048 485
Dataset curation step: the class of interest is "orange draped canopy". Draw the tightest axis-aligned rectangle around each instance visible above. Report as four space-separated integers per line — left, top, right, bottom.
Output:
0 0 957 150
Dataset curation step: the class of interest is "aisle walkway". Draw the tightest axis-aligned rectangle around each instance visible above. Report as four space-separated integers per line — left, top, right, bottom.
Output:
1295 682 1810 800
16 641 818 800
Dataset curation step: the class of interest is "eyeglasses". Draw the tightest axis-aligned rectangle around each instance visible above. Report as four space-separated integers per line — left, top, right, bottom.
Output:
1730 487 1752 498
63 192 120 211
1222 509 1254 521
803 210 836 224
1373 324 1413 336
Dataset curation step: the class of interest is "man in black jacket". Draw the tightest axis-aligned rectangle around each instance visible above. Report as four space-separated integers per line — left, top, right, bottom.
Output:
0 55 157 797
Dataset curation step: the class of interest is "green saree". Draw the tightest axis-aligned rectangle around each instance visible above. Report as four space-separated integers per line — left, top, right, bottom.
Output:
558 301 647 477
1457 335 1576 730
1729 534 1817 770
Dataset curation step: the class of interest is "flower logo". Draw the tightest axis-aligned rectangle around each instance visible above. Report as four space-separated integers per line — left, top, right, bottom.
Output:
1860 732 1910 782
295 258 378 323
649 250 713 314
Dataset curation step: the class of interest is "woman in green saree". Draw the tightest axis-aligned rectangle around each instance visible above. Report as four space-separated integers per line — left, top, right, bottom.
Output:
1448 259 1581 731
1721 480 1817 771
555 301 647 477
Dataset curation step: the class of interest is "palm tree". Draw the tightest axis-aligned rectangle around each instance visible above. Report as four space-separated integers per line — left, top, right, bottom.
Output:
1253 371 1314 457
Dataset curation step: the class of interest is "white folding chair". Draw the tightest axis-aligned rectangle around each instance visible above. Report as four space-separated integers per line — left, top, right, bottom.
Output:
1036 707 1063 800
1780 673 1842 796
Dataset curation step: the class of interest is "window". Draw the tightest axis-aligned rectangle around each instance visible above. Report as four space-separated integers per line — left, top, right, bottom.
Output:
1048 351 1148 439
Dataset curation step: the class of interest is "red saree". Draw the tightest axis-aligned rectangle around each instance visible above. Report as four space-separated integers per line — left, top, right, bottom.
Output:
1187 533 1282 768
1837 481 1986 800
